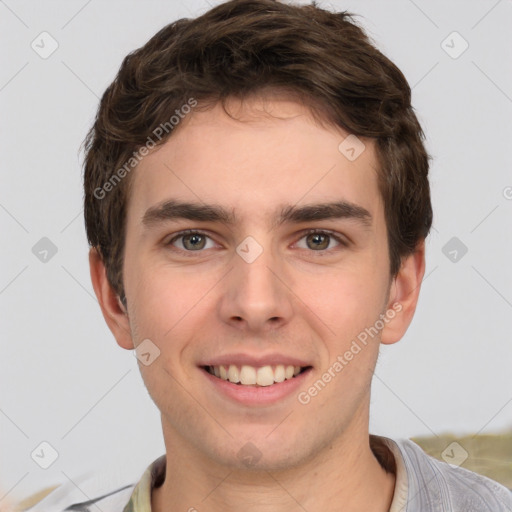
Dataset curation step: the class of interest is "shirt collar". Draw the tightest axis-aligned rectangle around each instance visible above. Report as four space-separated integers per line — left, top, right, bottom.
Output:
123 436 404 512
123 454 166 512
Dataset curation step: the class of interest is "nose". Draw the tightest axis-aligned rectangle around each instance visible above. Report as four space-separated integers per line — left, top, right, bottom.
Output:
218 243 294 333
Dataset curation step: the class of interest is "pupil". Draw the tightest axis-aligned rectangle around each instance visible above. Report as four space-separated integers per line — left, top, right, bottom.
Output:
185 234 205 250
308 233 328 250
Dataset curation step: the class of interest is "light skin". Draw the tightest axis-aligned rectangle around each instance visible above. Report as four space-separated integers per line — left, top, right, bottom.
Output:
90 95 425 511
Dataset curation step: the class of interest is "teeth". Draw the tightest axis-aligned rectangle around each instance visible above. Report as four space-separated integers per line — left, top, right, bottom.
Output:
256 366 274 386
240 365 256 385
274 365 285 383
228 364 240 383
208 364 305 386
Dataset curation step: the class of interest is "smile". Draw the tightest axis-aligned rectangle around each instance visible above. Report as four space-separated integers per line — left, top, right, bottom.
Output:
203 364 311 386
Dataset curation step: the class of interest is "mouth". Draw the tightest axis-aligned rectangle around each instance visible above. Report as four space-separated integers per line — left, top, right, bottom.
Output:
201 364 312 387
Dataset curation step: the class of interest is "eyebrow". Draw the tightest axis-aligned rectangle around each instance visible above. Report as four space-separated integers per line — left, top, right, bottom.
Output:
141 199 372 229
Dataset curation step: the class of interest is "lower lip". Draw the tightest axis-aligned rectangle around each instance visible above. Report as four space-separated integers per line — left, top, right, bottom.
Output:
200 367 312 406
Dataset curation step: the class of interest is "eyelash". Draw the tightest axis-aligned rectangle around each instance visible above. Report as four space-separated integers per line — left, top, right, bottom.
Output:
166 229 348 256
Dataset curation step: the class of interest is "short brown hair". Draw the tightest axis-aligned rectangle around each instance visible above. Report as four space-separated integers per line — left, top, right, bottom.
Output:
83 0 432 304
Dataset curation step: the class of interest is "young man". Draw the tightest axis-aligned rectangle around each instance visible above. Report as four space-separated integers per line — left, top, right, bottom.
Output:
19 0 512 511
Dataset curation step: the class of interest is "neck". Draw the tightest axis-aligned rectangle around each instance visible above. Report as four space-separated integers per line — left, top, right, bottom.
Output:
152 424 396 512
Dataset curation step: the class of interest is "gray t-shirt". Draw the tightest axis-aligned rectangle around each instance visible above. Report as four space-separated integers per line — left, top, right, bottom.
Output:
18 435 512 511
380 436 512 511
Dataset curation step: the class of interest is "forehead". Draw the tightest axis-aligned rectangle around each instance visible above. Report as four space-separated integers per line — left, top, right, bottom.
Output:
127 97 382 228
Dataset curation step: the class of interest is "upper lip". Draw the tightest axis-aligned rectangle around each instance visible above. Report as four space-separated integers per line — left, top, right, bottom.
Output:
198 353 312 368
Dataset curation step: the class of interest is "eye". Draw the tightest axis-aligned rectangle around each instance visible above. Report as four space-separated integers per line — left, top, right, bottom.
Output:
168 230 216 251
165 229 347 254
295 230 346 252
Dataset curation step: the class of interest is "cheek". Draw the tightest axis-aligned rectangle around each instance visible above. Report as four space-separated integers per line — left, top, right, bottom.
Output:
309 264 389 333
125 259 217 343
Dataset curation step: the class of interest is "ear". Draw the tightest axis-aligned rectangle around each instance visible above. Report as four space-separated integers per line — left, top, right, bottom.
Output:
89 247 134 350
380 240 426 345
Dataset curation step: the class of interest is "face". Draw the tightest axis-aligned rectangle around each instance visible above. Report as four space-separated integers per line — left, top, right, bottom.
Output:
107 96 414 471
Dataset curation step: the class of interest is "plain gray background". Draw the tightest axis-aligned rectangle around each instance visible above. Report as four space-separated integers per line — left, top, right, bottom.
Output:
1 0 511 502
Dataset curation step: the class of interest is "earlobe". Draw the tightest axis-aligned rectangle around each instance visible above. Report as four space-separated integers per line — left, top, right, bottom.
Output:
88 248 134 350
380 241 426 345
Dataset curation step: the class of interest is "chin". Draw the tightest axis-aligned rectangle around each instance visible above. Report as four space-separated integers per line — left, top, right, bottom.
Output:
201 429 318 474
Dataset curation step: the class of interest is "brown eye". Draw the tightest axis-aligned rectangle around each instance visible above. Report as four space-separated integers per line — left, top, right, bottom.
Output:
295 230 345 252
169 231 215 251
306 233 330 250
182 233 206 250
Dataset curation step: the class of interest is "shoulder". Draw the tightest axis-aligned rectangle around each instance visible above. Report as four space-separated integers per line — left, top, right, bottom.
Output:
13 472 136 512
387 437 512 511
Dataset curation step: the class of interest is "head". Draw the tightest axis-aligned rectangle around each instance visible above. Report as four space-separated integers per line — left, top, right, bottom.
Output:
85 0 432 471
